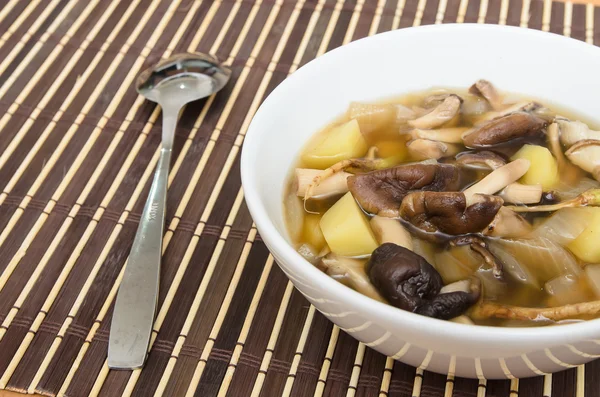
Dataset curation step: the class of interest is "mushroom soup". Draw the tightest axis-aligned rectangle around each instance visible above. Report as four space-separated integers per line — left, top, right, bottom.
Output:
285 80 600 327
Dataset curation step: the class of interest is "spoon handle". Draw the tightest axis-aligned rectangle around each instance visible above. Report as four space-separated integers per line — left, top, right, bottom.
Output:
108 115 175 369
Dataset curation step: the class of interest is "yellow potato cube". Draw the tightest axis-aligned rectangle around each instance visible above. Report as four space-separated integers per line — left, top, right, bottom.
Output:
320 192 378 256
511 144 559 189
568 210 600 263
302 214 326 251
301 119 368 169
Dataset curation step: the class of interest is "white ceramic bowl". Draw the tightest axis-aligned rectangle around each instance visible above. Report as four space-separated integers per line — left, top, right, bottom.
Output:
241 24 600 379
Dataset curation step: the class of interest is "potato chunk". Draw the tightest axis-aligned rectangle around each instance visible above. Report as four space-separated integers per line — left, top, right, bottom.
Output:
301 119 368 169
320 192 378 256
302 214 326 251
568 210 600 263
511 144 559 189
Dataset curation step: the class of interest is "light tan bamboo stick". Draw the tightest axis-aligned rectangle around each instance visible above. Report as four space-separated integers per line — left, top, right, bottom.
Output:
586 4 594 43
5 0 224 391
0 0 183 383
87 188 247 397
0 0 123 171
0 0 56 75
91 1 292 394
212 255 275 397
0 0 79 97
0 0 147 337
0 0 144 206
0 0 177 293
436 0 449 23
378 357 395 397
0 0 24 33
252 284 299 397
184 0 353 394
280 0 408 394
564 1 573 36
499 0 509 24
25 0 266 393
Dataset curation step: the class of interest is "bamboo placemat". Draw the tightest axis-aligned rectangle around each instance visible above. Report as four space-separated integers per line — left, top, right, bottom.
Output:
0 0 597 396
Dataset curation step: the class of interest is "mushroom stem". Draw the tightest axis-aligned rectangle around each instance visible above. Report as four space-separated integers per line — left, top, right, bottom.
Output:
407 139 462 160
507 189 600 212
295 168 350 198
408 95 462 129
477 101 539 122
370 216 413 250
547 122 583 184
366 146 378 160
303 158 382 210
321 255 386 302
463 159 530 205
469 79 504 110
498 183 542 204
410 127 469 143
471 300 600 321
556 119 600 148
468 239 503 278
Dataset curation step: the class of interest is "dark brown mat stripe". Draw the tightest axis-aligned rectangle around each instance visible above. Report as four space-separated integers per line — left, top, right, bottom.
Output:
0 0 596 396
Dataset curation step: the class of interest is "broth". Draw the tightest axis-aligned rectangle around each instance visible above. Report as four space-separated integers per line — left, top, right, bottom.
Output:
285 81 600 327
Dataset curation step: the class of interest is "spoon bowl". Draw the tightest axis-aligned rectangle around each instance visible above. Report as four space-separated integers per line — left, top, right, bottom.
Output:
136 53 231 105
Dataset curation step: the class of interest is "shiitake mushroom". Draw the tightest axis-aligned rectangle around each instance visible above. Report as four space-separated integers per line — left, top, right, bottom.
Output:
367 243 480 319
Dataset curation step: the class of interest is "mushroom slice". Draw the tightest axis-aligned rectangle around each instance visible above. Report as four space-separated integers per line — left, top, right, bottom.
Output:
348 163 460 217
476 101 540 122
462 112 548 148
469 79 504 110
303 158 382 205
416 278 481 320
565 139 600 181
557 119 600 148
399 191 504 236
411 127 469 143
455 151 507 170
321 254 385 302
451 235 504 277
295 168 350 198
407 139 462 160
367 243 443 312
471 299 600 322
423 93 452 108
462 159 530 202
506 188 600 212
408 95 462 129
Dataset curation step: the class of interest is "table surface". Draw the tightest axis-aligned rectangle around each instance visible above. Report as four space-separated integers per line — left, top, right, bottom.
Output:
1 0 600 396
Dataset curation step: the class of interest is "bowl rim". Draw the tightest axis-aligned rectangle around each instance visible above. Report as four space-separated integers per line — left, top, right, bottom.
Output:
241 23 600 345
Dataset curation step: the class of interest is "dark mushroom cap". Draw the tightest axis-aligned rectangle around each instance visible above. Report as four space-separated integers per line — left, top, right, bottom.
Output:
347 163 460 217
462 112 548 148
400 191 504 236
455 151 507 170
416 279 481 320
367 243 442 312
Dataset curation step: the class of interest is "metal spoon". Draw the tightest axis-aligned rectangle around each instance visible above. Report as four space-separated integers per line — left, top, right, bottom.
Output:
108 53 230 370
